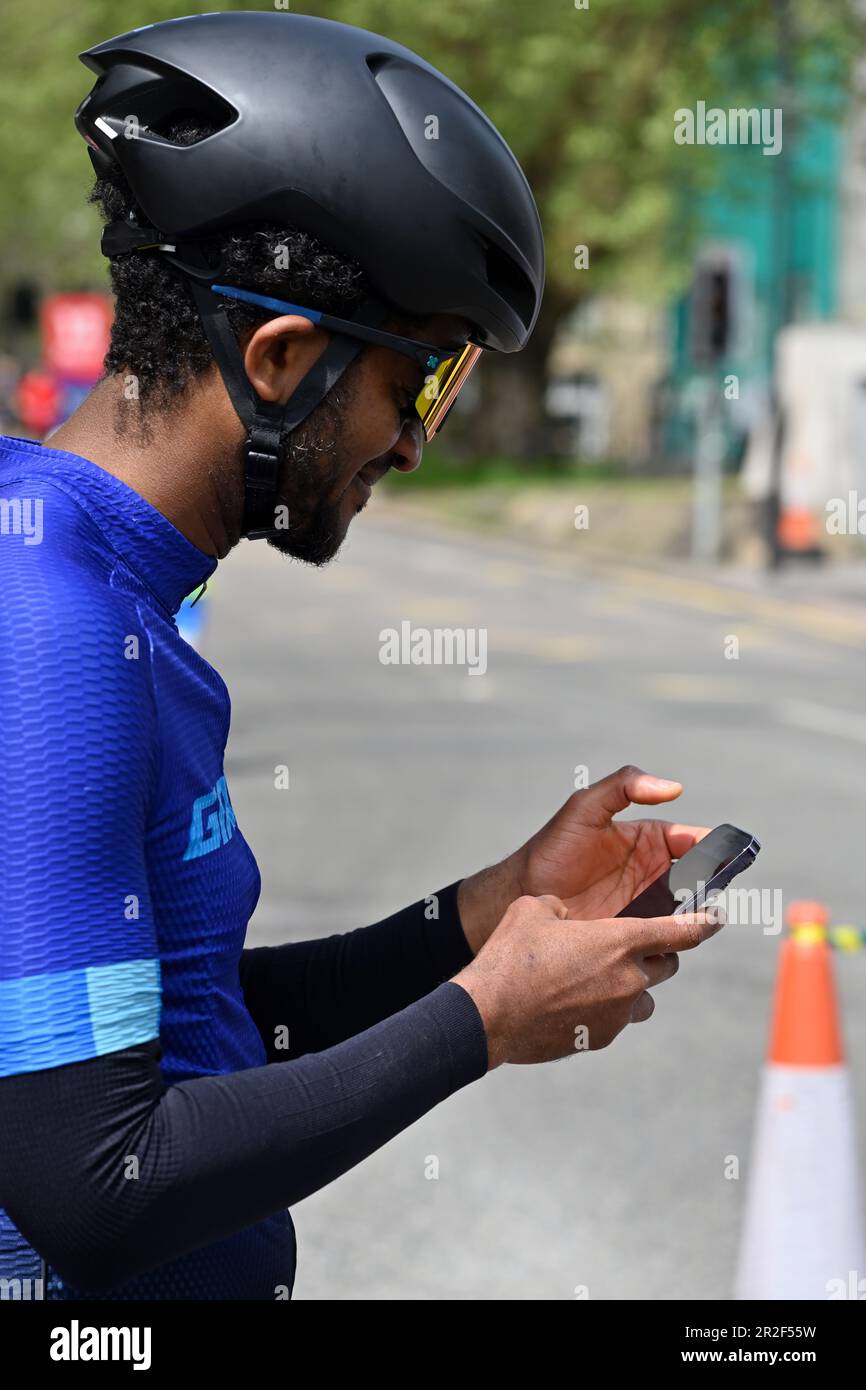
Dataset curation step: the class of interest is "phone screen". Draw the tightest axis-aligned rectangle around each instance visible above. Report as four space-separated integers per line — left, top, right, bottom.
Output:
616 823 759 918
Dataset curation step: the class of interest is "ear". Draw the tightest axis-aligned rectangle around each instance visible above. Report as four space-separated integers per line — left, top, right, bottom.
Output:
242 315 329 404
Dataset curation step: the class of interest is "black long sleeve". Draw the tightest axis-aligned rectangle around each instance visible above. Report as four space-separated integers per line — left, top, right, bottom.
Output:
0 439 490 1301
0 981 487 1294
239 880 475 1061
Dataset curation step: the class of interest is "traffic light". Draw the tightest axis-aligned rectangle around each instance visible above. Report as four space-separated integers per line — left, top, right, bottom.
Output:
690 259 733 365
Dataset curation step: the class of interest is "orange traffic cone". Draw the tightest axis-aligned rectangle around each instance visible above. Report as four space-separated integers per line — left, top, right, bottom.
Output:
734 902 866 1299
777 505 821 554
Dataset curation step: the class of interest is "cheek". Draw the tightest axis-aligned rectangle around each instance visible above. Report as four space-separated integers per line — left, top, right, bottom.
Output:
328 351 408 489
345 387 404 461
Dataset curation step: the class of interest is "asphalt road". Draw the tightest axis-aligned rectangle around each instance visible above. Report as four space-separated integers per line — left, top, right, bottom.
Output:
202 511 866 1301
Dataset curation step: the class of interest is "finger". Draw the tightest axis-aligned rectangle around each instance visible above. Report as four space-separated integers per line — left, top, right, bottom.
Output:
624 820 712 862
641 952 680 987
631 991 656 1024
621 772 684 807
658 822 712 859
625 906 725 955
577 765 683 826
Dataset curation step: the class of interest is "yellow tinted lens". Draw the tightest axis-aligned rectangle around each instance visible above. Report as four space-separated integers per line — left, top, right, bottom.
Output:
414 345 482 440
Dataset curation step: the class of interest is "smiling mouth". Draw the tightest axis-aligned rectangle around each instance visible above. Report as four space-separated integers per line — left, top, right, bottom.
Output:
353 463 389 501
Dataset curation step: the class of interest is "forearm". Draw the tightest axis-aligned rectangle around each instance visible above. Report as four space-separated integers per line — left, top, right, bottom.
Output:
0 982 487 1293
240 880 478 1061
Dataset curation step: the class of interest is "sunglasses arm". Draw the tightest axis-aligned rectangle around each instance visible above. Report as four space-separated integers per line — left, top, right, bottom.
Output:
209 284 446 371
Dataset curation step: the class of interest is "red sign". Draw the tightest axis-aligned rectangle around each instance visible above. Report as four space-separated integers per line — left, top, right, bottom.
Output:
16 371 62 434
40 293 113 383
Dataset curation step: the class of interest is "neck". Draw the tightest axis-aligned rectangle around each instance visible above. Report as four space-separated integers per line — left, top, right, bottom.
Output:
49 374 242 558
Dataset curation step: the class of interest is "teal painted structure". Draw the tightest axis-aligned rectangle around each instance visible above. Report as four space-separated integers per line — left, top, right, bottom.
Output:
664 95 842 465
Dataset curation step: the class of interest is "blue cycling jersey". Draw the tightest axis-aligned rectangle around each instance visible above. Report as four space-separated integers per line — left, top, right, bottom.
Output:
0 436 294 1297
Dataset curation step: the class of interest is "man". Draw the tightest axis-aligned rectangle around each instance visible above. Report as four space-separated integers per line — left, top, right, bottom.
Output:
0 11 721 1301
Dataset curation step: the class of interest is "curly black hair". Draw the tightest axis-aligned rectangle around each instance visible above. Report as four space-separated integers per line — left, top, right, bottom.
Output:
89 118 377 412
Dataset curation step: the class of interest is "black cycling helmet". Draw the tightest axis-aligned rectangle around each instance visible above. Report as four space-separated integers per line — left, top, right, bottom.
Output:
75 11 545 537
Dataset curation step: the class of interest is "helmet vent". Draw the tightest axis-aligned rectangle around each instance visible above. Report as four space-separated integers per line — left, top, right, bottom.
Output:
147 91 236 145
364 52 392 78
87 64 238 147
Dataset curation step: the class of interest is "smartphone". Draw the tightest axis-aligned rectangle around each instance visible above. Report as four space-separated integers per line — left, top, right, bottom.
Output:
616 822 761 918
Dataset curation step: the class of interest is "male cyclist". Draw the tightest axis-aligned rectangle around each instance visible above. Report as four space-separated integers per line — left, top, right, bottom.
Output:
0 12 721 1300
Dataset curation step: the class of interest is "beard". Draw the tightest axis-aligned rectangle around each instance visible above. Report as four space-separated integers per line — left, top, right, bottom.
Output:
260 365 361 566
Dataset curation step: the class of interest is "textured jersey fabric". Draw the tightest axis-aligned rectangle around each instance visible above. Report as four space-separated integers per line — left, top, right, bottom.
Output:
0 436 486 1299
1 977 483 1299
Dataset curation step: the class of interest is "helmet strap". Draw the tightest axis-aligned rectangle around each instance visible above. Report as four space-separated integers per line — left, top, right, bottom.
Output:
100 223 386 542
180 253 384 541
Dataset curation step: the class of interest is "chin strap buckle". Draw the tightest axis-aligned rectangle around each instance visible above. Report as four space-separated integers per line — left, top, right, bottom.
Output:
243 443 283 540
242 398 285 538
245 446 280 494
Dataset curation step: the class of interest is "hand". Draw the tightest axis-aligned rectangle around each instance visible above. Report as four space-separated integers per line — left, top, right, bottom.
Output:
452 892 725 1068
458 765 710 952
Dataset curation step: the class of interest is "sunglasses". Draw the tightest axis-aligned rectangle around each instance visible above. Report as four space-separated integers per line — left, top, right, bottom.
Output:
210 283 482 440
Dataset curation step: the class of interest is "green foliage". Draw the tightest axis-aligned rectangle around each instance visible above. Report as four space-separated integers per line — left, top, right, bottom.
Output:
0 0 859 315
381 450 627 489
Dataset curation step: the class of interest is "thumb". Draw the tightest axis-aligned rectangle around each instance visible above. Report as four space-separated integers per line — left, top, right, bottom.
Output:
578 764 683 824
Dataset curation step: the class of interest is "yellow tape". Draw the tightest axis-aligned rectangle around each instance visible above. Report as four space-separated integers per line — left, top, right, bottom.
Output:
790 924 827 945
828 925 864 953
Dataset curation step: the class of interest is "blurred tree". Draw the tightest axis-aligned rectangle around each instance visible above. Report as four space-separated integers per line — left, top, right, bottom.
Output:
0 0 858 453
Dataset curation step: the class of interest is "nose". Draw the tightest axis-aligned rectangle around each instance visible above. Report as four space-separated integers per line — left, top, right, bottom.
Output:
390 416 424 473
